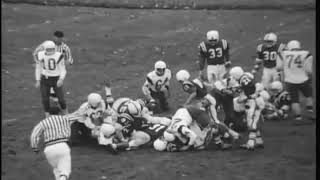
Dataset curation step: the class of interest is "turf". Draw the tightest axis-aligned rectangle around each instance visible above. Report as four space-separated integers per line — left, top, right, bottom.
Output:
1 3 316 180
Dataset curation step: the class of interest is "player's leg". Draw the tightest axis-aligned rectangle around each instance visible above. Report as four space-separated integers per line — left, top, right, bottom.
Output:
150 90 161 113
242 99 259 150
286 82 303 122
44 144 61 180
300 80 314 120
56 143 71 180
53 83 68 115
127 131 151 150
207 65 217 84
261 68 272 90
40 77 51 117
158 91 169 112
217 64 227 82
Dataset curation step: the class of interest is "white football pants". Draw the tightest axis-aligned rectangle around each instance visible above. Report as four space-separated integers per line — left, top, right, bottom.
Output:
44 142 71 180
207 64 226 83
261 67 279 90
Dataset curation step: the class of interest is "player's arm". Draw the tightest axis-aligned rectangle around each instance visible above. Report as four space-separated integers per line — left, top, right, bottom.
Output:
34 53 42 88
304 52 313 77
251 44 263 75
198 42 207 76
141 76 154 100
222 39 231 69
32 43 44 62
30 122 44 152
184 91 197 106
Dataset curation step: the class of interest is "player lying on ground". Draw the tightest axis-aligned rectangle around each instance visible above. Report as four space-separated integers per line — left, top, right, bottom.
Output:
229 66 266 150
262 81 291 121
142 60 172 113
153 106 239 152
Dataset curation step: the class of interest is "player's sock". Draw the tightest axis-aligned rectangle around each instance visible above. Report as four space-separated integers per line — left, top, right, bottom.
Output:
115 142 129 150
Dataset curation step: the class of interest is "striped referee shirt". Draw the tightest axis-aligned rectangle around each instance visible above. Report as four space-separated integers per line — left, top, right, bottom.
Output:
30 114 80 150
33 41 73 65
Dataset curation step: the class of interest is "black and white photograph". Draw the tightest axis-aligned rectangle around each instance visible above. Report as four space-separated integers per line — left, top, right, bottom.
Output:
2 0 316 180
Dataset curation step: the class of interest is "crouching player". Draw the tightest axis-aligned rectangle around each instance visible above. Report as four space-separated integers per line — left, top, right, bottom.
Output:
141 60 172 113
229 66 266 150
262 81 291 121
69 93 107 145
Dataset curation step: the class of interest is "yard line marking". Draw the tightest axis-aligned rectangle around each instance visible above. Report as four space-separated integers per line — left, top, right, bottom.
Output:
2 118 17 125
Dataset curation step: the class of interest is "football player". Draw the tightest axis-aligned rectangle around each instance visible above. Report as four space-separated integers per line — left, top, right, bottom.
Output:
229 66 266 150
107 113 168 152
262 81 291 121
277 40 314 124
69 93 107 145
175 69 208 106
142 60 172 113
34 40 68 118
198 30 231 84
251 32 286 90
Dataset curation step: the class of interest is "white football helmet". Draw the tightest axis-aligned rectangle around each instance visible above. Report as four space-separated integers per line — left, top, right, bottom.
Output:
154 60 166 76
43 40 56 54
255 83 265 93
153 138 168 151
286 40 301 50
100 123 116 138
270 81 283 94
163 131 175 142
206 30 219 42
263 32 277 47
125 101 142 117
176 69 190 82
229 66 244 80
88 93 102 108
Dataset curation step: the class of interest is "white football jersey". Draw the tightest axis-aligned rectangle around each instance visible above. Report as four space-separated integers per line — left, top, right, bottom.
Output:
144 69 172 92
72 101 106 129
278 50 312 83
37 51 66 77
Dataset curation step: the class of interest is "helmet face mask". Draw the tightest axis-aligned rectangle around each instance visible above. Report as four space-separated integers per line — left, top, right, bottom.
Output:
263 33 277 47
43 40 56 55
156 68 165 76
206 30 219 45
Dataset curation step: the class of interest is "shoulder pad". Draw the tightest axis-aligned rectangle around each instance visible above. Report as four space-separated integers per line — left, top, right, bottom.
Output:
199 41 207 52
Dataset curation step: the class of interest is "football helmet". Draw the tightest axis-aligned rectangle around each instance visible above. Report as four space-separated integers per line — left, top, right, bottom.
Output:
286 40 301 50
229 66 244 80
255 83 265 93
176 69 190 82
100 123 116 138
154 60 166 76
88 93 102 108
43 40 56 54
135 98 146 107
153 138 168 151
270 81 283 94
125 101 142 117
163 131 175 142
263 32 277 47
206 30 219 43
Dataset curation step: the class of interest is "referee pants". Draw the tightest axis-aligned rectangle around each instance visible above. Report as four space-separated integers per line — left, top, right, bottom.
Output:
40 75 67 113
44 142 71 180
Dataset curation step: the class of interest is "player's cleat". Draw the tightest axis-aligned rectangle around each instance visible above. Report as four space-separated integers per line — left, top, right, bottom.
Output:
292 117 313 126
219 142 232 150
239 143 255 151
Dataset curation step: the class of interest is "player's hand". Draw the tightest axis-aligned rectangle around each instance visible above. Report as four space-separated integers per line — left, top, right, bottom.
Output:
57 79 64 87
35 80 40 88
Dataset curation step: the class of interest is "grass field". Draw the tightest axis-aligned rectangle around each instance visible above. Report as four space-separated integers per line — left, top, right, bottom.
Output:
1 2 316 180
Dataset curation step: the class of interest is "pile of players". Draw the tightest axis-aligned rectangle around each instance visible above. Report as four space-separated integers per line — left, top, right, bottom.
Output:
67 30 314 153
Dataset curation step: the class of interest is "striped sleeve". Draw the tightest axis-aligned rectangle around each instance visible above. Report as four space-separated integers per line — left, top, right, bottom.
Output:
222 39 228 50
30 122 44 149
199 42 207 53
63 43 73 65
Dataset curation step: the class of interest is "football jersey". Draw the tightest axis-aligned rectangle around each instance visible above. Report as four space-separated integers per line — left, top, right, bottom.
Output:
199 39 229 65
186 106 212 130
279 50 312 84
140 124 167 141
256 43 285 68
37 51 65 77
182 78 207 99
72 101 106 129
239 72 256 97
117 114 146 138
270 91 291 109
144 69 172 92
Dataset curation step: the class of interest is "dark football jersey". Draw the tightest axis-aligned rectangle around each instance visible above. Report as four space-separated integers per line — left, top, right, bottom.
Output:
182 78 207 99
199 39 229 65
270 91 291 109
239 73 256 97
256 43 285 68
140 124 167 141
186 106 211 129
117 114 146 138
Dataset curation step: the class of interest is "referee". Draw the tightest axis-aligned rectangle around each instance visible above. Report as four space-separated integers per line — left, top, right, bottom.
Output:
30 114 80 180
